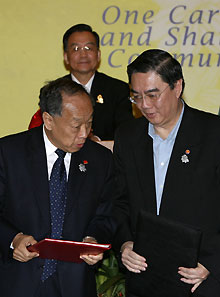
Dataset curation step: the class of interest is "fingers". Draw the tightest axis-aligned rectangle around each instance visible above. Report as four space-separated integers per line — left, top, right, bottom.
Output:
12 233 39 262
82 236 97 244
13 248 39 262
121 241 147 273
122 249 147 273
80 253 103 265
178 262 210 292
178 263 209 280
178 267 199 281
81 237 103 265
191 282 202 293
178 275 202 293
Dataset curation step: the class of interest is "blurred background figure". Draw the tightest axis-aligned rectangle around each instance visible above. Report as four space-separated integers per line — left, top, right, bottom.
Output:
29 24 134 141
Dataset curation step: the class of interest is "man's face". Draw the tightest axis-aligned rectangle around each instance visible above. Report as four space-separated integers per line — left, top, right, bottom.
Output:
44 93 93 153
64 31 101 77
130 71 182 130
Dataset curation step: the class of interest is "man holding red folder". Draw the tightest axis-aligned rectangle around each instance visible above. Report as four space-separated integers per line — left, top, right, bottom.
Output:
0 78 115 297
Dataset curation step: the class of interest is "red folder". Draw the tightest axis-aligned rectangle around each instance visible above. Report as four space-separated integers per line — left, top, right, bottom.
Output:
27 238 111 263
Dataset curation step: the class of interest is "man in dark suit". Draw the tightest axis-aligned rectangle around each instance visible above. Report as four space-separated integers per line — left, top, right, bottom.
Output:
29 24 133 140
0 77 115 297
113 49 220 296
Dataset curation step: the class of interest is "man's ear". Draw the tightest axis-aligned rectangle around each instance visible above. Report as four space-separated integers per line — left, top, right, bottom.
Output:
42 112 53 131
175 79 183 99
97 49 101 63
63 51 69 65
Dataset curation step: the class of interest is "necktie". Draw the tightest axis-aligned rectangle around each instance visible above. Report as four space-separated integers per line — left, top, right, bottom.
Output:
41 148 67 282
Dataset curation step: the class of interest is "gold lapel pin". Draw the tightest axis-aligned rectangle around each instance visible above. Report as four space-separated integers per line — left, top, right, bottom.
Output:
96 94 104 104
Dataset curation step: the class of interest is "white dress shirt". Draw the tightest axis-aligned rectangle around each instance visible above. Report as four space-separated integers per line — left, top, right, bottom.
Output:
148 103 184 214
71 73 95 94
43 126 72 180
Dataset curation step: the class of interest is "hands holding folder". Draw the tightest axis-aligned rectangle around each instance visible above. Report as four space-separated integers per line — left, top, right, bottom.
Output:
122 211 210 296
122 240 209 294
12 233 110 266
27 237 110 265
80 236 104 265
121 240 147 273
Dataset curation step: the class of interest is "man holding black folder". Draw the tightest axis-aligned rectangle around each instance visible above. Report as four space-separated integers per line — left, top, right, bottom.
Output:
0 78 115 297
113 49 220 296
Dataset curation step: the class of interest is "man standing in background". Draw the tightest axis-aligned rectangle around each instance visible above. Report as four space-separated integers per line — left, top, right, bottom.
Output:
29 24 133 140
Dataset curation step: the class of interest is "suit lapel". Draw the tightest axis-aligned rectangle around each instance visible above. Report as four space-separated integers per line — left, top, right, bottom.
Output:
90 71 99 106
27 127 50 229
160 104 203 214
65 143 89 216
27 128 91 231
90 71 99 96
132 119 157 213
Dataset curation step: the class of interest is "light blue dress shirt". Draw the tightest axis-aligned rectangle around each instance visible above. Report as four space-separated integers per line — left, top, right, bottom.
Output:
148 104 184 215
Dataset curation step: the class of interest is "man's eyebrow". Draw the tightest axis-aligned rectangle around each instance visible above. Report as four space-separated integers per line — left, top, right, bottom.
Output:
131 87 159 94
72 114 93 122
69 42 96 46
72 117 81 122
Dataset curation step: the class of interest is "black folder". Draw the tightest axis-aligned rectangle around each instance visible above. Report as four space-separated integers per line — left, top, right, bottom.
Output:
128 211 202 297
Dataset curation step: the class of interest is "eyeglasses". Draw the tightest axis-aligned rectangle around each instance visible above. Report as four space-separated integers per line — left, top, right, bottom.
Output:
129 85 170 104
71 45 97 53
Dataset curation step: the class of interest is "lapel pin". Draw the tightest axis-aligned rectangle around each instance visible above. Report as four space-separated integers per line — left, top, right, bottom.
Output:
96 94 104 104
181 149 190 163
79 160 88 172
181 154 189 163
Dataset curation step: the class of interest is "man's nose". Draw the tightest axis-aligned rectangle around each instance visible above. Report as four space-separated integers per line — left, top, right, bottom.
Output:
79 125 88 138
140 95 153 109
79 47 88 56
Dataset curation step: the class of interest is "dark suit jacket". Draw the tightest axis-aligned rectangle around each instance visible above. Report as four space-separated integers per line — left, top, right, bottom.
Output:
0 126 115 297
29 72 133 139
63 71 133 140
113 104 220 296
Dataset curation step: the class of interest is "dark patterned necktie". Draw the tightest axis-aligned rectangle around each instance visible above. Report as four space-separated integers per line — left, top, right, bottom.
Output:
41 148 67 282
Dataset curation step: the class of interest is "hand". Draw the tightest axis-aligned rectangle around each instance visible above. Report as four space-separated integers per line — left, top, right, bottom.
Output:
121 241 147 273
80 236 103 265
80 253 103 265
178 262 210 292
12 233 39 262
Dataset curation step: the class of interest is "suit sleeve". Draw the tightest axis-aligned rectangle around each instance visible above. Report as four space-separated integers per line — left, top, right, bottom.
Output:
0 144 21 261
194 131 220 289
112 131 133 251
114 82 133 129
198 158 220 284
85 150 116 244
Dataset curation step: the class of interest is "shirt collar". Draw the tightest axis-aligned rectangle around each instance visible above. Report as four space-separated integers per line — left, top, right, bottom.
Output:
71 73 95 93
148 101 185 141
43 125 57 156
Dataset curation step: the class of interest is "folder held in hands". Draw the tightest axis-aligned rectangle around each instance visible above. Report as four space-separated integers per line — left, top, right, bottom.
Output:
28 238 111 263
128 210 202 297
